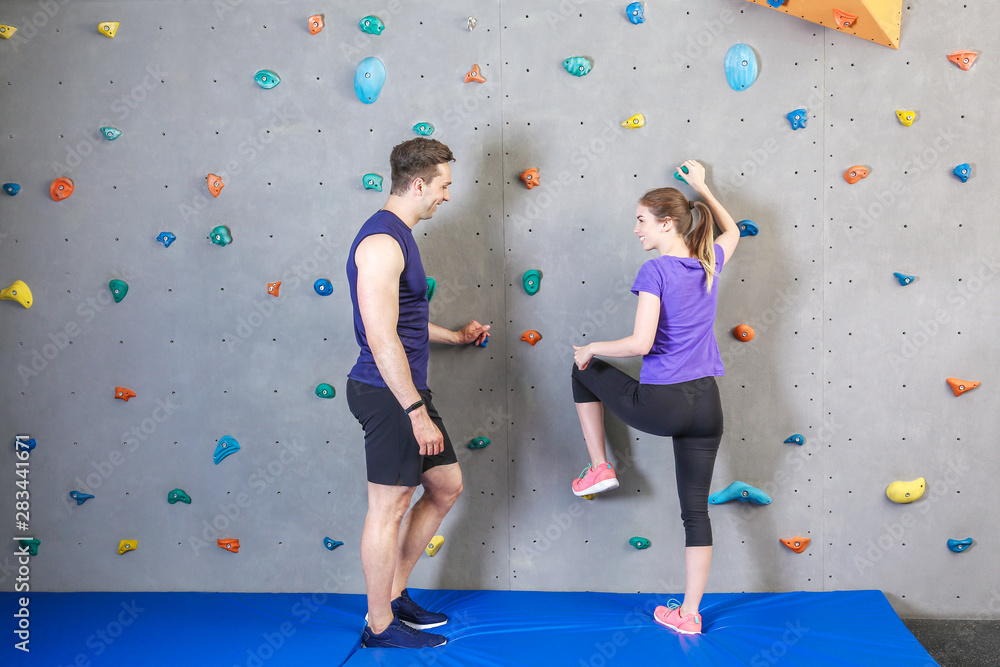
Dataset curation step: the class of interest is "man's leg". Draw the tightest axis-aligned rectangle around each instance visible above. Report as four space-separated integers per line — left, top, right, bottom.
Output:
362 481 417 634
391 462 463 597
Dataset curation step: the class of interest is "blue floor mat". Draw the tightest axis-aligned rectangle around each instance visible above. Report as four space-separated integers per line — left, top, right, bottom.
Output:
3 589 936 666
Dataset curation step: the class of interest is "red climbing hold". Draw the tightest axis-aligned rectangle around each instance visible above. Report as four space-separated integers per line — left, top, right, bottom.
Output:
207 173 225 197
520 168 540 189
946 377 979 397
733 324 755 342
115 387 136 401
832 9 858 29
267 281 280 297
50 177 74 201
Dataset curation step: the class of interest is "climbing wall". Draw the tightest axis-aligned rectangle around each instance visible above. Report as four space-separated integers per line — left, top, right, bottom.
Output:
1 0 998 621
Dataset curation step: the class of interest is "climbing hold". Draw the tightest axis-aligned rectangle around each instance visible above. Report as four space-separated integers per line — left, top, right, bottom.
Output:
733 324 755 342
254 69 280 89
3 183 19 196
98 21 119 38
324 537 344 550
267 281 280 297
724 43 758 91
118 540 137 554
465 64 486 83
0 25 17 39
413 122 435 136
563 57 593 77
0 280 33 308
214 435 241 465
629 536 651 550
621 113 645 129
784 434 804 446
314 278 333 296
946 377 979 397
626 2 645 24
896 110 916 127
425 276 436 302
886 477 925 504
157 232 176 248
468 16 478 31
355 57 386 104
674 165 689 183
947 50 977 71
315 383 336 399
708 481 772 505
738 220 759 237
520 168 540 189
100 126 122 141
786 109 807 130
362 173 383 191
19 539 40 556
893 272 914 286
843 166 869 184
15 436 35 452
308 15 324 35
167 488 191 504
207 174 224 197
953 163 971 183
359 15 385 35
218 538 240 553
832 9 858 29
50 177 74 201
521 330 542 345
425 535 444 557
109 279 129 303
70 491 94 505
477 337 489 348
523 269 542 295
582 494 595 500
114 387 136 402
468 437 491 450
767 0 786 6
947 538 973 553
209 225 232 246
780 537 810 553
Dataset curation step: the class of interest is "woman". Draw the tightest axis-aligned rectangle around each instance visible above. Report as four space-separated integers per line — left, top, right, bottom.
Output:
570 160 740 635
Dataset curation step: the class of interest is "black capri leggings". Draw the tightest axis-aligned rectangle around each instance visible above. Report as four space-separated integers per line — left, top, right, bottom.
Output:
572 359 723 547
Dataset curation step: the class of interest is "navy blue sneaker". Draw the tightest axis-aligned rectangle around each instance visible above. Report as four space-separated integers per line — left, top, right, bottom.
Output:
362 616 447 648
393 589 448 630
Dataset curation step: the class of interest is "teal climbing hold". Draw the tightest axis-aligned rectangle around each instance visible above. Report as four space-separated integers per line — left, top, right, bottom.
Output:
426 276 436 302
19 538 40 556
109 279 129 303
70 490 94 505
947 537 973 553
563 56 593 77
254 69 280 89
522 270 542 295
738 220 759 237
362 173 383 191
468 437 491 449
359 15 385 35
893 272 914 286
413 122 435 136
214 435 240 465
315 383 335 399
629 536 651 550
355 57 386 104
724 43 758 91
210 225 232 246
324 537 344 550
709 481 772 505
168 488 191 504
674 165 689 183
100 126 122 140
314 278 332 296
3 183 19 196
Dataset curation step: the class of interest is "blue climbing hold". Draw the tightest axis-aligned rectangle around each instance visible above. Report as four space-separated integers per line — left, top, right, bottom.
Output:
626 2 645 24
157 232 176 248
314 278 333 296
355 57 386 104
100 126 122 140
16 436 36 452
413 122 434 136
213 435 240 465
629 536 651 550
4 183 20 196
70 490 94 505
254 69 280 89
477 336 489 348
786 109 807 130
953 163 971 183
709 481 772 505
893 272 914 286
724 43 759 92
767 0 786 6
324 537 344 550
674 165 689 184
362 173 383 191
947 537 973 553
784 434 804 446
738 220 759 237
563 57 593 77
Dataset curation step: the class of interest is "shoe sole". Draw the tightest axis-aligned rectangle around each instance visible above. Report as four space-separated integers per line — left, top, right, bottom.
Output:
573 477 619 497
363 637 448 648
365 613 448 631
653 615 701 635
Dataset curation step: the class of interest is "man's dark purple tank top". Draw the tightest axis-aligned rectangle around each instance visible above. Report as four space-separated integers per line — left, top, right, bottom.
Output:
346 210 430 390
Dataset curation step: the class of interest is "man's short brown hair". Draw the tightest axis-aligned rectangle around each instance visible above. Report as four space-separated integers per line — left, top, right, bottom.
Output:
389 138 455 195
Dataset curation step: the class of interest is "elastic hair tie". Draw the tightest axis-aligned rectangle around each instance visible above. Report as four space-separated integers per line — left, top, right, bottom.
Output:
689 201 694 209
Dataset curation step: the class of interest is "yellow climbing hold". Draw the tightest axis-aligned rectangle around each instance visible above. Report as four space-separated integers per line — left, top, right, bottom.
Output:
0 25 17 39
98 21 119 38
895 110 916 126
886 477 925 504
118 539 138 554
621 113 645 129
425 535 444 557
1 280 32 308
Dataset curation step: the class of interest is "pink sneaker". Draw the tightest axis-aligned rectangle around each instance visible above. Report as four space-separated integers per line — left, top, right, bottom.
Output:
654 601 702 635
572 463 619 497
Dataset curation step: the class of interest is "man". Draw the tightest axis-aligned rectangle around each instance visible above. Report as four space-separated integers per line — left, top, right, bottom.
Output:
345 138 489 649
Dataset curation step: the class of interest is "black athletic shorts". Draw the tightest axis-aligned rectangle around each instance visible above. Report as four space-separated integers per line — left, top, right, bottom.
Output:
346 379 458 486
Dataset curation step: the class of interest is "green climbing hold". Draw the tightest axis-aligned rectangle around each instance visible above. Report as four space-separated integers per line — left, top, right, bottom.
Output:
109 279 129 303
413 122 435 136
210 225 232 246
316 383 336 399
629 536 651 550
359 15 385 35
19 538 40 556
167 488 191 504
426 276 436 302
522 269 541 295
468 437 491 449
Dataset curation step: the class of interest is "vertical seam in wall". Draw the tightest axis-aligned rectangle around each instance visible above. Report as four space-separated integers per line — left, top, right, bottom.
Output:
498 0 512 591
820 31 828 593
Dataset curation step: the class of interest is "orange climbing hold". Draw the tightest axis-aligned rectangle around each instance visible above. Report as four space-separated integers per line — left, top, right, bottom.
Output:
843 166 869 184
114 387 136 402
781 536 810 553
521 330 542 345
207 173 225 197
267 282 281 297
520 168 540 189
218 538 240 553
947 50 978 71
733 324 755 342
947 377 980 397
50 177 74 201
465 64 485 83
832 9 859 29
308 14 324 35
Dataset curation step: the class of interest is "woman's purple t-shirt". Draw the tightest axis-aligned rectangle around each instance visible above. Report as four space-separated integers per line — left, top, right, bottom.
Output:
630 244 725 385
